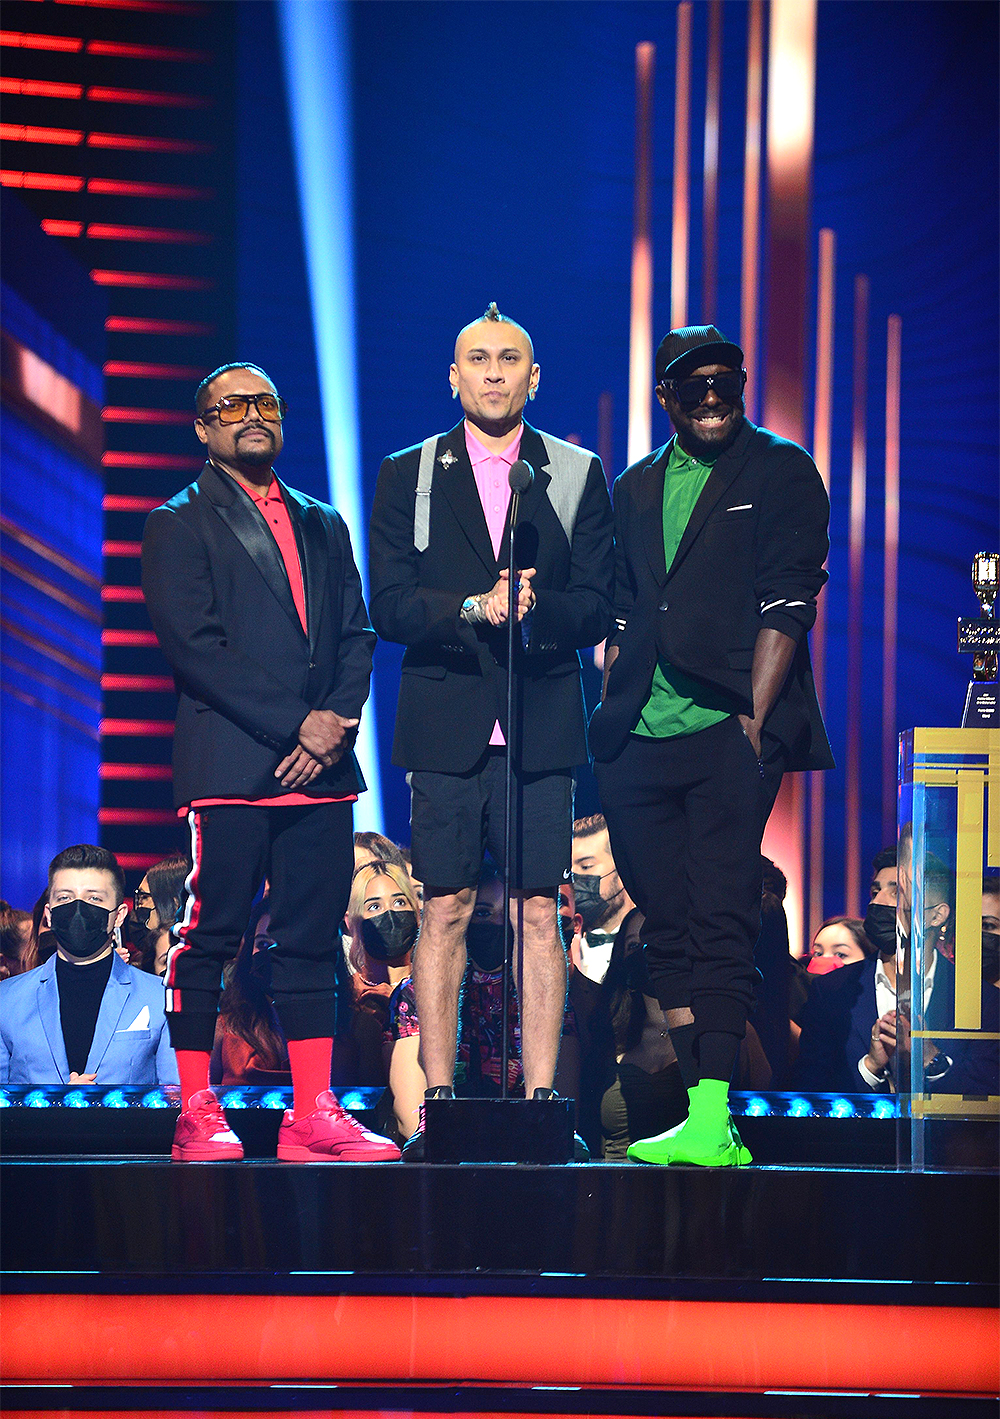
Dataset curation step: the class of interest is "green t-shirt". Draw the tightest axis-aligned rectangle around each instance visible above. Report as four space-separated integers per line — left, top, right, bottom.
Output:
635 440 735 739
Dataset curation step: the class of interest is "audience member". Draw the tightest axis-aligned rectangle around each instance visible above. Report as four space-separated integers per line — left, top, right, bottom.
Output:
212 898 290 1086
0 844 176 1086
353 831 407 875
30 890 57 967
0 901 34 978
805 917 875 975
570 815 635 984
343 861 419 1086
583 908 688 1159
131 853 191 978
751 856 798 1086
922 874 999 1096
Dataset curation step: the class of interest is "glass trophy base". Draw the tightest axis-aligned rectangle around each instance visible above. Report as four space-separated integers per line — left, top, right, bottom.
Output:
962 679 999 727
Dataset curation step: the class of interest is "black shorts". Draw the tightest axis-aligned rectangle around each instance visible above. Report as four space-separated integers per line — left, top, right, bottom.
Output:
409 749 573 893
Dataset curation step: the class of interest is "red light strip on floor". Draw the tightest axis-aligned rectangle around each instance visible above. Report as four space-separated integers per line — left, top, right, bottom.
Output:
105 361 206 379
81 223 213 243
0 31 84 53
103 495 162 511
101 629 158 645
101 586 144 602
114 852 165 869
100 763 172 780
57 0 210 14
102 540 142 556
41 219 83 237
91 271 212 290
0 124 83 145
1 170 85 191
85 85 212 108
103 451 201 469
106 316 214 335
99 807 176 826
101 674 174 690
0 77 83 98
102 407 193 424
87 132 213 152
100 718 174 735
2 1295 996 1393
88 177 213 198
86 39 210 61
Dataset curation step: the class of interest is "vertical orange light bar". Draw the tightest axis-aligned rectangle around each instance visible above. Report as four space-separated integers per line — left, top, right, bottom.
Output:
845 273 869 918
741 0 764 423
882 315 902 847
670 3 692 330
809 228 836 935
759 0 816 956
702 0 722 323
627 42 655 465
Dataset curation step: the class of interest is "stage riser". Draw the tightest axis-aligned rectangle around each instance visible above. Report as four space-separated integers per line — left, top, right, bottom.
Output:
2 1161 995 1287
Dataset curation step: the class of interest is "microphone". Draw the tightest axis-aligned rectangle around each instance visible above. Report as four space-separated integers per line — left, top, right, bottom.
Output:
508 459 534 494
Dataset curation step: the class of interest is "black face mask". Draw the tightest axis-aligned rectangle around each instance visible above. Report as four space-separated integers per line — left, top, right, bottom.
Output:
572 871 623 934
132 906 154 932
466 921 507 973
48 899 114 959
864 901 897 957
362 910 417 963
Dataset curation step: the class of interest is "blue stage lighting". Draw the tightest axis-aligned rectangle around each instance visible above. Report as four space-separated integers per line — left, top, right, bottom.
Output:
24 1089 51 1108
101 1089 128 1109
63 1090 90 1109
830 1097 855 1118
0 1090 11 1109
337 1090 366 1112
140 1090 170 1109
744 1095 772 1117
872 1097 897 1119
260 1090 290 1111
787 1096 812 1118
221 1090 246 1110
277 0 382 833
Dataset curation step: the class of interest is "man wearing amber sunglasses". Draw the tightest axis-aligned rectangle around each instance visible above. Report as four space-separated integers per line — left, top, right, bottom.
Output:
141 362 399 1164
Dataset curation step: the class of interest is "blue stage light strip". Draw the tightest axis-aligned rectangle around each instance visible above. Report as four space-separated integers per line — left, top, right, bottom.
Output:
0 1085 897 1118
276 0 382 833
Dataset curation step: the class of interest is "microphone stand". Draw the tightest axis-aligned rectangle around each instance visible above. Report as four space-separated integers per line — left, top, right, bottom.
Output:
500 460 533 1102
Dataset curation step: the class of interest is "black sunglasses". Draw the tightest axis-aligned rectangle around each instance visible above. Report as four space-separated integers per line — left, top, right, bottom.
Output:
660 369 746 409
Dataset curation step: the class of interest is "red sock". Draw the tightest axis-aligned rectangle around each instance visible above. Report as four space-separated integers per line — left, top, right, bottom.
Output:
175 1050 211 1113
287 1037 333 1120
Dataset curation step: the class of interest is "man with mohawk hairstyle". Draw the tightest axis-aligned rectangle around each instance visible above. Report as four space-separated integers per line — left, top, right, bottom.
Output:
369 303 614 1156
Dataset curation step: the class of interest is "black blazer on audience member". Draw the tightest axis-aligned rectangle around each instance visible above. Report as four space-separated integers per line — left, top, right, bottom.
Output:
368 421 614 774
142 461 375 806
589 419 834 771
793 957 881 1093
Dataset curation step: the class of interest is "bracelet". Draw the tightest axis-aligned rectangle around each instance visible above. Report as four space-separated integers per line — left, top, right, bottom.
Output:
460 594 488 625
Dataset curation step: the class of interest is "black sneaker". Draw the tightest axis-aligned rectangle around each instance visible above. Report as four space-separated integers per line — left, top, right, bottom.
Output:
401 1085 454 1163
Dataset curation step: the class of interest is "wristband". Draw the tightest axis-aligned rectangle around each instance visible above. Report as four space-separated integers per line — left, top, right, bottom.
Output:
460 594 488 625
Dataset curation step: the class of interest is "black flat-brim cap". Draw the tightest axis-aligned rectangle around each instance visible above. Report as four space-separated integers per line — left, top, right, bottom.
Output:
655 324 744 383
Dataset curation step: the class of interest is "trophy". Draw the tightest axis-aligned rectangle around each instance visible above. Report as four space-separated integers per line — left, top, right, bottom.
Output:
959 552 999 727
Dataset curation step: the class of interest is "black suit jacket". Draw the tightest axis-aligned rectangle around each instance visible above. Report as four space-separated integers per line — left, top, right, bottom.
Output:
792 956 881 1093
368 421 614 773
142 462 375 806
589 420 834 771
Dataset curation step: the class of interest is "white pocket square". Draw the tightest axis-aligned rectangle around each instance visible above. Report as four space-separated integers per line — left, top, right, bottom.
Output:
124 1006 150 1031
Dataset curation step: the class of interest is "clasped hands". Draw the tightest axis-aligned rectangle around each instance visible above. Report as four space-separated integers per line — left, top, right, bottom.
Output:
469 567 537 627
275 708 359 790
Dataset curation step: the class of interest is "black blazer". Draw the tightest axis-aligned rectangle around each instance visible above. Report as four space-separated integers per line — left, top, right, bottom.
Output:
792 957 881 1093
141 462 376 806
368 421 614 773
589 420 834 771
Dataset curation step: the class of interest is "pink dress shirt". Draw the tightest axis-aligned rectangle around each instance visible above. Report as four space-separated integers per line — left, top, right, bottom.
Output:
464 422 523 747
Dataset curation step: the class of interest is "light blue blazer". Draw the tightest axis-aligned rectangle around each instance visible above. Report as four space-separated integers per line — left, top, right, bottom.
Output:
0 950 178 1086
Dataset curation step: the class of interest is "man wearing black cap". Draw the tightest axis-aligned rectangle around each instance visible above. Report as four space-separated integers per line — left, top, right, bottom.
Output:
589 325 833 1166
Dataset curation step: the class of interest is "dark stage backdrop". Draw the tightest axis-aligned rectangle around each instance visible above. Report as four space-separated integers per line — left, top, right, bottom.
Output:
237 0 998 933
